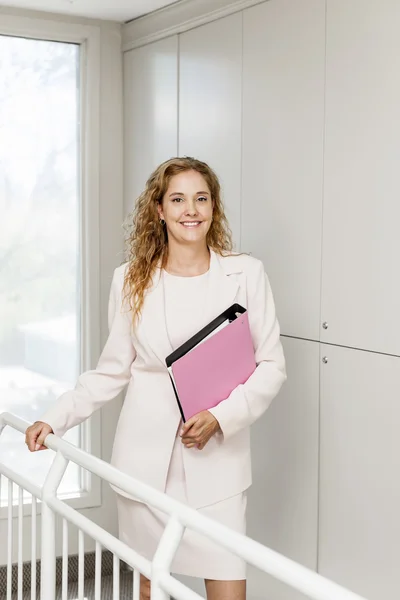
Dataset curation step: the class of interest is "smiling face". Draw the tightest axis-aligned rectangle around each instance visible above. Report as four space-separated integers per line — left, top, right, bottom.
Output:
158 169 213 247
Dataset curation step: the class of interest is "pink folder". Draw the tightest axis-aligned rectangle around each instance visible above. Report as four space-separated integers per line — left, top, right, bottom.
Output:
166 304 256 422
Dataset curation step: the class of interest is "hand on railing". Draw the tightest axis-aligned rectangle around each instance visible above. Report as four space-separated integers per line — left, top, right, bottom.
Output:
25 421 53 452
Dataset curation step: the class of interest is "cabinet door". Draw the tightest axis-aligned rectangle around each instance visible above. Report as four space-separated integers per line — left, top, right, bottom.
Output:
241 0 325 341
321 0 400 355
247 337 319 600
319 344 400 599
179 13 242 247
123 37 178 215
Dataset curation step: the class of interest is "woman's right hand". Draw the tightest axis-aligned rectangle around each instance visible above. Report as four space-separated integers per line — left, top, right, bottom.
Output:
25 421 53 452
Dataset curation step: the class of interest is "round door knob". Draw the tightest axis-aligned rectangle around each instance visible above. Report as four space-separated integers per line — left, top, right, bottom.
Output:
322 321 328 330
322 356 328 364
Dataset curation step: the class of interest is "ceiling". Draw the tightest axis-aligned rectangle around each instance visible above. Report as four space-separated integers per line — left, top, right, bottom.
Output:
1 0 181 22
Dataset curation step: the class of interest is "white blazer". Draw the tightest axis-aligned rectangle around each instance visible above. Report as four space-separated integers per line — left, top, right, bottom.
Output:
41 250 286 508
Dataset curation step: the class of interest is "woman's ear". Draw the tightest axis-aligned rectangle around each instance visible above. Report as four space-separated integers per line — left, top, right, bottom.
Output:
157 202 164 221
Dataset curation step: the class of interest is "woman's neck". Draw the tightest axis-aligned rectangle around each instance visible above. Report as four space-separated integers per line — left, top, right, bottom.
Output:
165 243 210 277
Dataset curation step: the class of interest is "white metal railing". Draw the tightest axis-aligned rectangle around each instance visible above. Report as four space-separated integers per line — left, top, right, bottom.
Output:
0 412 369 600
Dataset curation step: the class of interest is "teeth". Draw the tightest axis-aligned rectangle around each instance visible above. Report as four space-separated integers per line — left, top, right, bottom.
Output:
182 222 200 227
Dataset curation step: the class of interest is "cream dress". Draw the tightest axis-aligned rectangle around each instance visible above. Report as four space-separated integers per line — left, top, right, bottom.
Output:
116 269 247 580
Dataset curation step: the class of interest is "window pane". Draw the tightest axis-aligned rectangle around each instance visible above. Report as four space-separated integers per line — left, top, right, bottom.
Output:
0 35 82 500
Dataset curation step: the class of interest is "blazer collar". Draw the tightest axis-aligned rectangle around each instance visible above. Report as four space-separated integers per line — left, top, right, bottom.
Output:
140 249 241 368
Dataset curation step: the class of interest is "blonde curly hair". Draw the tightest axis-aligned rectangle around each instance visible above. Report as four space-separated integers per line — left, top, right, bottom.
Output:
123 156 233 323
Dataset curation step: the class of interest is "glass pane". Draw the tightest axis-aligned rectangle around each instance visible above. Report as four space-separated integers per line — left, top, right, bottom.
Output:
0 35 82 500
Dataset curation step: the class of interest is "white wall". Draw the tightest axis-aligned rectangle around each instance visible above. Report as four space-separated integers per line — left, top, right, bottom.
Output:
0 6 124 563
242 0 325 341
179 12 243 247
321 0 400 356
123 35 178 215
122 1 400 599
318 2 400 598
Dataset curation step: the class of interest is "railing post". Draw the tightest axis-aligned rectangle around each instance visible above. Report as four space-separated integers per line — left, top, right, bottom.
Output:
0 413 6 436
0 415 5 510
41 450 68 600
151 516 185 600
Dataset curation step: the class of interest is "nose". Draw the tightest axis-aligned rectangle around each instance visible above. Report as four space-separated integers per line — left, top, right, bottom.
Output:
185 199 198 216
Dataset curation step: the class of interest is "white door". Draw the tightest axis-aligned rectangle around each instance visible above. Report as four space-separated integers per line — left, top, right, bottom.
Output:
247 337 320 600
319 344 400 599
178 13 243 248
321 0 400 355
123 36 178 215
241 0 325 341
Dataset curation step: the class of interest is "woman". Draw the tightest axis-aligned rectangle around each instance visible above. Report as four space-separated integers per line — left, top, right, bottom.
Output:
25 157 286 600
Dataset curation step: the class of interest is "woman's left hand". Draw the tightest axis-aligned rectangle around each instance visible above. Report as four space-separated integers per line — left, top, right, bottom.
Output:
180 410 221 450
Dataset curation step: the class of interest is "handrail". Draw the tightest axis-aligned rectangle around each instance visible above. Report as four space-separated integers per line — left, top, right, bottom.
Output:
0 412 369 600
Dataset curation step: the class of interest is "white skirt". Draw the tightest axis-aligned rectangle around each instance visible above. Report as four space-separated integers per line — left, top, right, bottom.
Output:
116 432 247 580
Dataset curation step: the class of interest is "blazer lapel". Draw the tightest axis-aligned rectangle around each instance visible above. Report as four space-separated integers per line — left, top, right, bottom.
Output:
201 250 240 329
140 266 174 367
139 250 241 369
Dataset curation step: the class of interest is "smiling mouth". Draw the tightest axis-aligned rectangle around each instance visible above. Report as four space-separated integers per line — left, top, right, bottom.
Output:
180 221 202 227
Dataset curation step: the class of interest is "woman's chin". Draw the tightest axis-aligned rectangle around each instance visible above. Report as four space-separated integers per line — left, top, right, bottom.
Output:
181 235 207 245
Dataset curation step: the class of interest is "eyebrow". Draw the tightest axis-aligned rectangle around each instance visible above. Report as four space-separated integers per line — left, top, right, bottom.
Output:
169 191 210 197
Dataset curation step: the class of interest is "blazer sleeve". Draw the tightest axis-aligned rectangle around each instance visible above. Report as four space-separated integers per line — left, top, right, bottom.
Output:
39 266 136 437
208 260 286 440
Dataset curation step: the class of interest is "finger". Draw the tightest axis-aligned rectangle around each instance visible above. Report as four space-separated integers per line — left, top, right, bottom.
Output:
185 438 205 449
180 417 197 436
197 437 209 450
35 439 46 451
36 427 50 451
26 427 40 452
181 433 200 446
181 436 194 446
181 425 201 440
181 430 201 444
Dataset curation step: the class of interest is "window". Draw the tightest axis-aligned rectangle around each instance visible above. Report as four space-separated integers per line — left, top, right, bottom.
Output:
0 35 82 499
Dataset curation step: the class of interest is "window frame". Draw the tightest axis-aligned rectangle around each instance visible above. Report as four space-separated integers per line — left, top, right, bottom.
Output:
0 14 102 515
